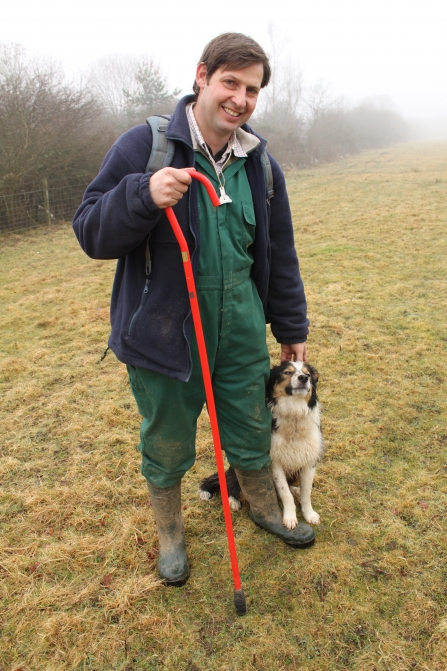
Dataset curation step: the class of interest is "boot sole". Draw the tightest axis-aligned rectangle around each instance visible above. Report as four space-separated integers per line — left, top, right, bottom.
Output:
159 566 190 587
283 535 315 549
249 512 316 548
161 576 189 587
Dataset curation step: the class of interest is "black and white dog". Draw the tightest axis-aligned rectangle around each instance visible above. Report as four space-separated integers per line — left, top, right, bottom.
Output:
199 361 324 529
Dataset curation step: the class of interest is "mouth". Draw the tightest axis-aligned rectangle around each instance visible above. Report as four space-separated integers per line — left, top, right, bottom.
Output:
285 385 309 396
222 106 243 118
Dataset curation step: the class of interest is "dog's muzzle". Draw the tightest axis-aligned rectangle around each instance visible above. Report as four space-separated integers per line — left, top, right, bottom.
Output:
287 373 310 395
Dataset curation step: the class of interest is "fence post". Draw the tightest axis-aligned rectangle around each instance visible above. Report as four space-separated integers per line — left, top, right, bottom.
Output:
42 177 52 226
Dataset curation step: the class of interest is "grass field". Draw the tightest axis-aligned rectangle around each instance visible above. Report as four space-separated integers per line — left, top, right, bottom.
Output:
1 142 447 671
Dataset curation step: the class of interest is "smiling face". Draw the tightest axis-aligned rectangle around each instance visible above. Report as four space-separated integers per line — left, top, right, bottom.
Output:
193 62 264 154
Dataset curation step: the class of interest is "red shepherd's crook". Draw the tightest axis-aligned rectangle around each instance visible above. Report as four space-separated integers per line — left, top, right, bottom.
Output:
164 168 247 616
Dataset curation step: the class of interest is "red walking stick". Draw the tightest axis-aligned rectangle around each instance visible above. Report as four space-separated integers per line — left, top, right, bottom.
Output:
164 168 247 616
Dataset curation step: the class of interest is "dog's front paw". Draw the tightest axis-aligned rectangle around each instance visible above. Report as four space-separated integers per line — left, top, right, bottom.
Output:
229 496 241 511
303 509 320 525
282 514 298 530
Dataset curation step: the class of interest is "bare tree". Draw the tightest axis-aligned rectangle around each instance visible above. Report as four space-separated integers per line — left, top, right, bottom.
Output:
0 43 114 195
262 21 291 113
252 24 305 166
303 82 348 163
303 80 337 122
86 54 141 118
87 54 180 132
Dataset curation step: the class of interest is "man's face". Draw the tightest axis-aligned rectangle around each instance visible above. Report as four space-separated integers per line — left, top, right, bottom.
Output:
194 62 264 148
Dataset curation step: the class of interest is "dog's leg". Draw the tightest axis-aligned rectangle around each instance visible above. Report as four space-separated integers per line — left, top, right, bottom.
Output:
299 465 320 525
271 463 298 530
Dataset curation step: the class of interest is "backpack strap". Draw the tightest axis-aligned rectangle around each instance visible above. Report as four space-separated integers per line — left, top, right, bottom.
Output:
260 148 274 200
145 115 175 173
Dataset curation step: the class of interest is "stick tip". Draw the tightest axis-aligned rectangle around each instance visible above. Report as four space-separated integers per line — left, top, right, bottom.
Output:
234 588 247 616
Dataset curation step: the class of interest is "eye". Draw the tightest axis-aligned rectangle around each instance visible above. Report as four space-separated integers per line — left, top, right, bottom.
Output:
283 370 292 376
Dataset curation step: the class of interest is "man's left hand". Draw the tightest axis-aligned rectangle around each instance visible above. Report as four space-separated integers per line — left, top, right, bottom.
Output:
280 342 307 362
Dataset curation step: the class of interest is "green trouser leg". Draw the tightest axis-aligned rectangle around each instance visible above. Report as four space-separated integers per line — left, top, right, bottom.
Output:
146 480 190 586
234 467 315 548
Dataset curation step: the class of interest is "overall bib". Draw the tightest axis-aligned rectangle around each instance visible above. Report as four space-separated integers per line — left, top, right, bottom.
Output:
127 153 272 487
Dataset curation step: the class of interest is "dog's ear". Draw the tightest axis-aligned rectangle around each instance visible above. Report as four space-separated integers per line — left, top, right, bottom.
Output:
306 364 319 384
267 364 284 397
305 364 319 409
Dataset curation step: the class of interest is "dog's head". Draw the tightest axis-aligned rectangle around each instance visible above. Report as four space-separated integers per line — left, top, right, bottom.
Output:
267 361 319 409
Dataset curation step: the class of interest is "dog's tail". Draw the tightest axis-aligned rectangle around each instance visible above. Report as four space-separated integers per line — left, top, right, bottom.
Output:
199 466 242 508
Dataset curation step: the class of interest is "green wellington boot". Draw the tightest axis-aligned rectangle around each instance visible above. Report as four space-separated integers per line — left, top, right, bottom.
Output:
234 467 316 548
146 480 190 586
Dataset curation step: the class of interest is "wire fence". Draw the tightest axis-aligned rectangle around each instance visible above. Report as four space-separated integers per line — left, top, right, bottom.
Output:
0 182 88 234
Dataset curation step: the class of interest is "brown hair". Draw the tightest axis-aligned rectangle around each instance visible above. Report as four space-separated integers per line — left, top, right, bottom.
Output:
192 33 271 96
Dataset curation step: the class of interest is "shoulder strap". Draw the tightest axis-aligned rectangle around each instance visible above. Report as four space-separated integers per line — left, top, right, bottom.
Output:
260 148 274 200
145 115 175 173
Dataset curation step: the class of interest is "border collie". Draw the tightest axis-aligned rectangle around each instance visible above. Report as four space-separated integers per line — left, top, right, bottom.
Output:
199 361 324 529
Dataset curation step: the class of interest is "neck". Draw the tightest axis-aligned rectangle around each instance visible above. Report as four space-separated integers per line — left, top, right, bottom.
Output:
204 135 231 156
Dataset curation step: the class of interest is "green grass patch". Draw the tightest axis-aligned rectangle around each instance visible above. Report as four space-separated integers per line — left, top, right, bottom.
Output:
1 142 447 670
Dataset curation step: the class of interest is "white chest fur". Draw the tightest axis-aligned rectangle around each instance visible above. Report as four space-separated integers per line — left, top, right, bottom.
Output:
269 396 323 474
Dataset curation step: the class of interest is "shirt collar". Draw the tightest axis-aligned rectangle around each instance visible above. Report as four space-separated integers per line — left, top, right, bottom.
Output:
186 103 247 174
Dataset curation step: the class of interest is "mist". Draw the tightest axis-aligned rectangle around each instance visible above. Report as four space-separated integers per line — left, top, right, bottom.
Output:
2 0 446 124
407 117 447 141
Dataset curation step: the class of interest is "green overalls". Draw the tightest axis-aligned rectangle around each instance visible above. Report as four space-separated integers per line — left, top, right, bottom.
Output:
127 153 272 488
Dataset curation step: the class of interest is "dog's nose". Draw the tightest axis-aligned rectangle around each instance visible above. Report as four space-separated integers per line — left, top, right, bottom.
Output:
298 374 309 384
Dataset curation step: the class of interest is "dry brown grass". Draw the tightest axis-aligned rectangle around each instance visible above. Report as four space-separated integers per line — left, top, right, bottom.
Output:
1 142 447 670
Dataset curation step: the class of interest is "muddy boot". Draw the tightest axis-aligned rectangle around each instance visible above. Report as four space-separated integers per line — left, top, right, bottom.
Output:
147 480 190 586
234 467 315 548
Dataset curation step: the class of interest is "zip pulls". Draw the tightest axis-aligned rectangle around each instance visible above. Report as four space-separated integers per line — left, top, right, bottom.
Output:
126 233 152 338
127 279 150 338
145 235 152 276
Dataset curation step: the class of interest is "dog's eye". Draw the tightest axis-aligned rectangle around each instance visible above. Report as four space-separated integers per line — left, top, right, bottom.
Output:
283 370 292 376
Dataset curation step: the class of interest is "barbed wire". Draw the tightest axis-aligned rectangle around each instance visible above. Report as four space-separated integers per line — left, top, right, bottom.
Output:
0 183 88 233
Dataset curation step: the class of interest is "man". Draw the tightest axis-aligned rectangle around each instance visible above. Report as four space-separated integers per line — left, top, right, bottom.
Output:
73 33 315 587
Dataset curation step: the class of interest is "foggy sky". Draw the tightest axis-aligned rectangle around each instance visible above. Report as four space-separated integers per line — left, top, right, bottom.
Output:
2 0 446 120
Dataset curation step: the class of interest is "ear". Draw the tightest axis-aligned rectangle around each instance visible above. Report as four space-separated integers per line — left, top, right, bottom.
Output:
195 63 208 91
307 364 319 384
267 364 283 396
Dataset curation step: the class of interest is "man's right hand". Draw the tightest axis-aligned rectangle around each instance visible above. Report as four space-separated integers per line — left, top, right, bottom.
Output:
149 167 193 209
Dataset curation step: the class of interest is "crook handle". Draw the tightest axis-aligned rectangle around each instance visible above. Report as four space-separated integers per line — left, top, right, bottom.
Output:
184 168 221 207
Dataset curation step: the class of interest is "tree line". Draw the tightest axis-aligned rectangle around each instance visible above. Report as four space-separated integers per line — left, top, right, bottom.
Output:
0 42 408 202
255 80 408 167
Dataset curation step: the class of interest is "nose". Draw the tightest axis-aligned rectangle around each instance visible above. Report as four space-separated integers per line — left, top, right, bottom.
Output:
298 375 309 384
232 87 246 110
